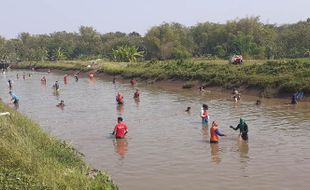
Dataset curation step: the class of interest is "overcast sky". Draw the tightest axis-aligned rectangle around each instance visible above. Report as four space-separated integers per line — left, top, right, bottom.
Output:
1 0 309 38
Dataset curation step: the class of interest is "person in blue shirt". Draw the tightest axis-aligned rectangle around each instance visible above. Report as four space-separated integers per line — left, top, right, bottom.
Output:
9 91 19 104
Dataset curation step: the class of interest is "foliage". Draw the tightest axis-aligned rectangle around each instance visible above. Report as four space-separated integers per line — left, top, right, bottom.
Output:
0 103 117 190
112 45 144 62
1 17 309 62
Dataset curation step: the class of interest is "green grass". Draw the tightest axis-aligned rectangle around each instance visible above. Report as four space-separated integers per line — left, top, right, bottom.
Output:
0 102 117 190
12 58 310 96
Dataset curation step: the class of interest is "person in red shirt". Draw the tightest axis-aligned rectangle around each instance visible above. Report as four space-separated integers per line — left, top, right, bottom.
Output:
133 89 140 99
130 79 137 86
112 117 128 139
64 74 68 84
116 93 124 104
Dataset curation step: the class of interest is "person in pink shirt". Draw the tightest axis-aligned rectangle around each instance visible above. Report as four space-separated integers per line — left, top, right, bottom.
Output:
112 117 128 139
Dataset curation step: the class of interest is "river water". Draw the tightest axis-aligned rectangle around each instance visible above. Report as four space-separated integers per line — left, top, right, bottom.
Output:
1 70 310 190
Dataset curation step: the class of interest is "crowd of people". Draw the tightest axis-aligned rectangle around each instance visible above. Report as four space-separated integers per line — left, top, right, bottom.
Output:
1 68 306 148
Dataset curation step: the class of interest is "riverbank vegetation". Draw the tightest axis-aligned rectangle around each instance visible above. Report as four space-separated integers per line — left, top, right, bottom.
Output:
1 17 310 63
13 58 310 97
0 102 117 189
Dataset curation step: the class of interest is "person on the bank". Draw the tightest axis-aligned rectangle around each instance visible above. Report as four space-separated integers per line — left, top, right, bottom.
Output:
112 117 128 139
291 93 298 104
185 107 191 112
210 121 225 143
230 118 248 141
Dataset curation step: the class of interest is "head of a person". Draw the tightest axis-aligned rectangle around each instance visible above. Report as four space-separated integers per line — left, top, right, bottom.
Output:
61 100 64 104
240 118 245 124
202 104 208 110
212 121 218 127
117 117 123 123
136 89 139 92
9 91 12 95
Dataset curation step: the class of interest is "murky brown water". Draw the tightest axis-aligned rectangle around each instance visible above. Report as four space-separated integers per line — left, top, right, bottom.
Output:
1 70 310 190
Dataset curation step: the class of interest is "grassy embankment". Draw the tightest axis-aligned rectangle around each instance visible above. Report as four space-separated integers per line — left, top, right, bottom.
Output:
0 102 117 190
13 58 310 97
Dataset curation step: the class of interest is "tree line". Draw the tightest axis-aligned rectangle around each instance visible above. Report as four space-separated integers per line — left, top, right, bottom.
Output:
0 17 309 63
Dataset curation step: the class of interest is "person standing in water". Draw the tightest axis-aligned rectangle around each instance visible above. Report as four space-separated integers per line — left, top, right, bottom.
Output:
41 76 47 84
201 104 209 127
64 74 68 84
210 121 225 143
230 118 248 141
112 117 128 139
8 80 13 90
116 93 124 104
74 74 79 82
133 89 140 99
53 81 60 91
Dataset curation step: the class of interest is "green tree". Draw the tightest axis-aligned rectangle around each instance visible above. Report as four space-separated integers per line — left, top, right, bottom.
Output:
112 45 144 62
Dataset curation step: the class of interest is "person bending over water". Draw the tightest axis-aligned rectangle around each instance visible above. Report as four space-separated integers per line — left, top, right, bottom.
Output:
112 117 128 139
9 91 19 105
230 118 248 141
185 107 191 112
56 100 65 107
210 121 225 143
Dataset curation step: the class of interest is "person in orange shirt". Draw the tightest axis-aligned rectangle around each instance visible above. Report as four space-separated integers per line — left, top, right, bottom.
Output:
112 117 128 139
210 121 225 144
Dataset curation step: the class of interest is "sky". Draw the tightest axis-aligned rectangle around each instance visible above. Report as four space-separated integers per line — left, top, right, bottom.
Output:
1 0 309 38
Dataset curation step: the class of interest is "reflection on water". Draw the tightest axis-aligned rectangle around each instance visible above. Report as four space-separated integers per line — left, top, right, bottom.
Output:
116 104 124 116
210 143 221 164
113 139 128 159
1 70 310 190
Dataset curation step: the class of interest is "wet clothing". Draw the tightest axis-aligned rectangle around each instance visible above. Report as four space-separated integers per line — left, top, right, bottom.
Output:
134 92 140 98
201 109 209 125
113 122 128 138
210 126 224 143
10 93 19 104
231 118 248 141
116 95 124 104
